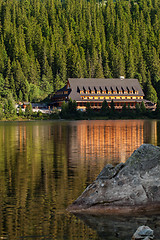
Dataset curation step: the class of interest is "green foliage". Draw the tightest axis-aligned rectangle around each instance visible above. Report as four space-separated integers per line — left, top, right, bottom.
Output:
121 103 127 117
0 0 160 101
0 103 3 119
66 98 77 114
146 78 158 103
4 101 9 116
8 99 16 116
72 100 77 113
140 101 146 114
0 74 5 94
135 103 141 116
37 111 43 118
100 100 109 116
4 94 16 117
110 100 115 114
18 106 23 116
60 99 78 118
29 84 40 102
86 102 93 117
156 100 160 112
19 90 23 102
25 103 33 117
155 99 160 118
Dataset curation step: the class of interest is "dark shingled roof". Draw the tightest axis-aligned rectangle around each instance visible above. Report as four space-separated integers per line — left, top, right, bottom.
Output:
55 85 68 92
52 85 71 99
68 78 144 101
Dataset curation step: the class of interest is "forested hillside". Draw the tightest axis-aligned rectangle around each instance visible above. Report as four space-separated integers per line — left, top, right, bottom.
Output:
0 0 160 103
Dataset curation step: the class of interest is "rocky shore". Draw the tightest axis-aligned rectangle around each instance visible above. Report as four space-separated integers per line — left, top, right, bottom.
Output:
68 144 160 214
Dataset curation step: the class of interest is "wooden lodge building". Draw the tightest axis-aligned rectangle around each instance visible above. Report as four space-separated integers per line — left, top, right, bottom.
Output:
52 78 156 111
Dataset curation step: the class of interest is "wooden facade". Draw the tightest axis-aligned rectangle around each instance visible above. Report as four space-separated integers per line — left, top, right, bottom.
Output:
52 78 156 111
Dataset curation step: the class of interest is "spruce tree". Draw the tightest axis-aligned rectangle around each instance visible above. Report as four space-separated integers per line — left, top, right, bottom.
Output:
18 106 23 116
146 74 158 103
101 99 109 116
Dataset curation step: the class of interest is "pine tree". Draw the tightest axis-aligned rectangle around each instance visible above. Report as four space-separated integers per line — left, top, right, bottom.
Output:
86 102 92 117
140 101 146 114
101 99 109 116
146 73 158 103
0 103 3 119
0 73 5 98
19 90 23 102
126 43 135 78
135 102 141 116
94 54 104 78
121 103 127 117
110 100 115 114
18 106 23 116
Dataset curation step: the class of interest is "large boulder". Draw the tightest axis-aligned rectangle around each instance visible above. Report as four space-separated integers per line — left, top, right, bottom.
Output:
68 144 160 214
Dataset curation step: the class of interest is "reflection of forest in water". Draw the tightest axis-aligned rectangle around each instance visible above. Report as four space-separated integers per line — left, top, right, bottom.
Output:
0 120 159 239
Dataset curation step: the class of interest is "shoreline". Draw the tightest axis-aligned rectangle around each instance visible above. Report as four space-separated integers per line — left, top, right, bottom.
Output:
0 115 159 122
67 203 160 216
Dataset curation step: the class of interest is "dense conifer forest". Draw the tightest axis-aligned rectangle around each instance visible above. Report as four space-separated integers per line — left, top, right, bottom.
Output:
0 0 160 104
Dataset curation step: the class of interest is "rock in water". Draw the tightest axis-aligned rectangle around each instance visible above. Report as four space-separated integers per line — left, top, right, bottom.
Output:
67 144 160 214
132 225 154 240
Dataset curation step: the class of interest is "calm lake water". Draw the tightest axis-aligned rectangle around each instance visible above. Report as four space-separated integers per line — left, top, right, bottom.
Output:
0 120 160 240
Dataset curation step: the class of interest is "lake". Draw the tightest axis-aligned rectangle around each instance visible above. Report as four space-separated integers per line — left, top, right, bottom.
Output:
0 120 160 240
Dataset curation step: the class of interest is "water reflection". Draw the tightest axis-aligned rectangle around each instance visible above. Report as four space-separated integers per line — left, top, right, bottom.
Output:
75 213 160 240
67 120 158 181
69 120 145 164
0 120 159 239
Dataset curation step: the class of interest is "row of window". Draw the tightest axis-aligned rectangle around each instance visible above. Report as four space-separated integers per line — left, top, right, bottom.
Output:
55 91 68 95
81 96 143 100
78 102 136 107
78 88 139 95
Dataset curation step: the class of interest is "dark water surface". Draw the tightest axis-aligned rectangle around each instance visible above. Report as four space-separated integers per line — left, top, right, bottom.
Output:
0 120 160 240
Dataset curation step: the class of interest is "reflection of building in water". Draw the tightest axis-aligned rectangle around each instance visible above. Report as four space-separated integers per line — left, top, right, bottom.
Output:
68 120 145 166
15 120 158 166
18 125 27 152
144 120 157 146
